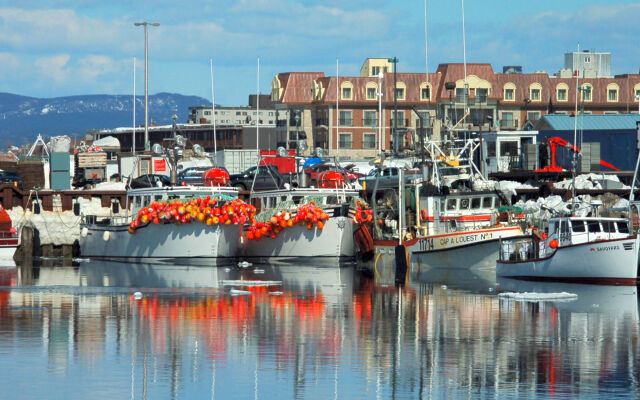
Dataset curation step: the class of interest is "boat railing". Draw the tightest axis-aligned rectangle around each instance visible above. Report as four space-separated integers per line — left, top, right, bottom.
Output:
499 237 541 261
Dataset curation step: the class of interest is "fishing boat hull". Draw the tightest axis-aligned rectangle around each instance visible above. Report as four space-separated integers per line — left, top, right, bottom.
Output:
242 216 356 262
496 236 639 284
375 226 523 269
79 222 241 265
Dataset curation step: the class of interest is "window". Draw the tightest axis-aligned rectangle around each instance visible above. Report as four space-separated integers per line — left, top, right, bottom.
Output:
236 111 241 115
584 56 591 63
363 133 376 149
500 112 514 128
504 88 514 101
415 111 430 127
269 112 274 116
635 89 640 101
471 198 481 209
446 199 457 210
421 87 431 100
530 88 540 101
606 83 619 102
367 87 377 100
460 198 470 210
527 111 541 121
339 133 352 149
476 88 488 103
587 220 601 232
455 88 466 103
482 197 493 208
602 221 616 233
500 141 518 157
339 111 352 126
391 110 405 127
487 141 496 157
557 88 567 101
581 84 592 101
204 110 211 116
571 221 586 232
342 87 352 100
372 66 381 76
395 88 405 100
363 111 377 126
617 221 629 233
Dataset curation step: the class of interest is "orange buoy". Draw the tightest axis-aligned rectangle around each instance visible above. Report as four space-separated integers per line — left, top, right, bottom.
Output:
317 170 344 189
549 239 558 248
203 168 230 187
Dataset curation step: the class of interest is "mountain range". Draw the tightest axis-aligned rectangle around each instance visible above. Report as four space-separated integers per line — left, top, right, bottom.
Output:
0 92 211 146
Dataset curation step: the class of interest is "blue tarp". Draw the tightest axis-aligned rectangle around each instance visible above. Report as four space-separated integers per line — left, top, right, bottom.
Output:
303 157 323 168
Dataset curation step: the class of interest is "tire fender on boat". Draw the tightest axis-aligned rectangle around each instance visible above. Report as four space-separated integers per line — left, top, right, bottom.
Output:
81 227 89 237
420 208 428 222
103 231 110 241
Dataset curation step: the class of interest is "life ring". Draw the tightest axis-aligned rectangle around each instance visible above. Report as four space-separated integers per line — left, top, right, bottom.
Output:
420 208 428 222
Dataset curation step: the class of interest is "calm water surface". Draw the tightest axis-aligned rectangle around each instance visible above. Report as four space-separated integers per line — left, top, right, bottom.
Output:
0 259 638 399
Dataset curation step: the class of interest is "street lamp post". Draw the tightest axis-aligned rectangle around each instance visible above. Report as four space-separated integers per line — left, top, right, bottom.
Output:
134 21 159 151
377 72 383 153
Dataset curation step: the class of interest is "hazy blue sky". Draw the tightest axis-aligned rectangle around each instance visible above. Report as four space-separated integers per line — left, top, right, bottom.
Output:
1 1 639 106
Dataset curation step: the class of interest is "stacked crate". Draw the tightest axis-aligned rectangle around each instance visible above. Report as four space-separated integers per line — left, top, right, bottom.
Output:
50 152 71 190
580 142 601 172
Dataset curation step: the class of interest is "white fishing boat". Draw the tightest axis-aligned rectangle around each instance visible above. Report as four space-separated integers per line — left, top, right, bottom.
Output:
79 184 243 265
242 186 368 262
496 214 638 284
372 139 524 270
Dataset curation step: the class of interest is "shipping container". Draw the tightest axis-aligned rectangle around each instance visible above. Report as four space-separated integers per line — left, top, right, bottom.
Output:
214 150 259 174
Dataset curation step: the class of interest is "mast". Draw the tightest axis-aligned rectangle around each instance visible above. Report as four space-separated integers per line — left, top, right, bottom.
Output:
133 56 136 155
210 59 217 155
572 44 580 213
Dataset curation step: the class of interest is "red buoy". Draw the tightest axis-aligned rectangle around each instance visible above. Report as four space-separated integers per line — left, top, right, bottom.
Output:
203 168 230 187
317 170 344 189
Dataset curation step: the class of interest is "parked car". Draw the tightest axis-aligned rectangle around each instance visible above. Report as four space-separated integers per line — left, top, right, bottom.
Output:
229 164 294 191
0 171 23 190
358 166 420 194
129 174 171 189
177 166 224 186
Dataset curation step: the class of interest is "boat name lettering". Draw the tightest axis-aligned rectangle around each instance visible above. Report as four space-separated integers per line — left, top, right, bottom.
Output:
418 238 435 251
590 245 619 252
440 232 493 246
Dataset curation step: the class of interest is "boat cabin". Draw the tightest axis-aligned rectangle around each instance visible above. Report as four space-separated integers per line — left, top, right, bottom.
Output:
127 186 239 215
549 217 630 247
250 187 360 211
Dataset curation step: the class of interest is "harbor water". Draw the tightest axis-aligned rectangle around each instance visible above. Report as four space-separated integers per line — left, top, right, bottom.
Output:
0 259 638 399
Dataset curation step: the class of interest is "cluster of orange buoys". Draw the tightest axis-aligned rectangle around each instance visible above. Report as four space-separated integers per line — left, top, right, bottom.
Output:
128 196 256 234
246 204 330 241
354 200 373 225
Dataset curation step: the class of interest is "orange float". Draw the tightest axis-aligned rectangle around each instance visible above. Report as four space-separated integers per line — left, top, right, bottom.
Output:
317 170 344 189
203 168 230 187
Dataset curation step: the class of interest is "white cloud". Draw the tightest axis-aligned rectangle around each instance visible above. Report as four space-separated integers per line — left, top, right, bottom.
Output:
35 54 70 83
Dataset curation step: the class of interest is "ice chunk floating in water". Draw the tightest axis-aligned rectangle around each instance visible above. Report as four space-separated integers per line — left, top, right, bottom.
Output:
499 292 578 302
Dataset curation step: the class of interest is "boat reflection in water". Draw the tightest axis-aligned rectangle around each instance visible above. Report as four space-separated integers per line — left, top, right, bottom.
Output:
0 261 639 399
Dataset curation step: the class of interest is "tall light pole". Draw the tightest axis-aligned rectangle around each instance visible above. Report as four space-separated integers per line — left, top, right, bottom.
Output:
134 21 159 151
377 72 383 153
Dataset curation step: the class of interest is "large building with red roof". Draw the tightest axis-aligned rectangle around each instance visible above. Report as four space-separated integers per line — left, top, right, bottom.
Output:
270 58 640 158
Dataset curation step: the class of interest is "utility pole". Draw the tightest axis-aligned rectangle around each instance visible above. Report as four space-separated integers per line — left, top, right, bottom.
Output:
134 22 159 151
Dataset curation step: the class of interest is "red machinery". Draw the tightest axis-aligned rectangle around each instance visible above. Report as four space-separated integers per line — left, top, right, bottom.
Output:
535 137 620 172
